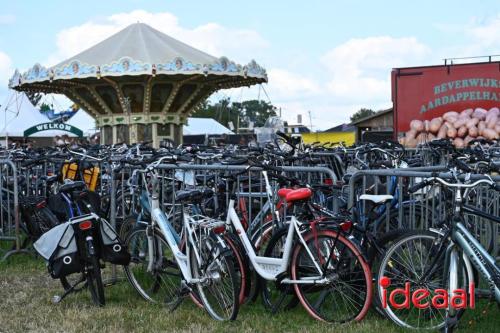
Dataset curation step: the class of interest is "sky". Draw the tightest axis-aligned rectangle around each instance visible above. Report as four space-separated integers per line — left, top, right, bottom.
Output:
0 0 499 130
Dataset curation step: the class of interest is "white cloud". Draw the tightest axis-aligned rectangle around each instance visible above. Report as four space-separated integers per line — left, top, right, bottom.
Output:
0 51 12 85
321 36 430 102
47 10 269 66
467 15 500 47
463 14 500 56
267 68 321 96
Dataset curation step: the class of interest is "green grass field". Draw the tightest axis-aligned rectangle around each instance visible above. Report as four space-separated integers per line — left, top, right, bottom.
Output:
0 252 498 333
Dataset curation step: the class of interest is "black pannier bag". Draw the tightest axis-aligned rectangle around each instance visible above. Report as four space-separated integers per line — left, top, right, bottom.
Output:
33 222 82 279
98 218 130 266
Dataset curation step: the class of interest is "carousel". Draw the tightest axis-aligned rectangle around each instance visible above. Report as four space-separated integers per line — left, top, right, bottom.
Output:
8 23 267 146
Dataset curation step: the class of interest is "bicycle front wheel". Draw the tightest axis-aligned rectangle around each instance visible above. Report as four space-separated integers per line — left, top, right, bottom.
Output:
377 230 474 330
190 232 239 321
124 227 182 307
291 229 372 323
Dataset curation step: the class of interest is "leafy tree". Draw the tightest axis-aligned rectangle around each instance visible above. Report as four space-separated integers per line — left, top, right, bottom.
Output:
350 108 375 123
39 103 53 113
193 99 277 130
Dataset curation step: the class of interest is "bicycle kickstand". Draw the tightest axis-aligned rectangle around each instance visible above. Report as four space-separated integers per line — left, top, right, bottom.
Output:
52 275 87 304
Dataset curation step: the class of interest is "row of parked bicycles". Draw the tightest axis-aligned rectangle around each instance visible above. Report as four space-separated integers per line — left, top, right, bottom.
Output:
1 133 499 332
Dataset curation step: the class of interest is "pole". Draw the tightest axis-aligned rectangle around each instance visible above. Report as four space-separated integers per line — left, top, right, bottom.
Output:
3 104 7 148
308 110 313 132
237 113 239 135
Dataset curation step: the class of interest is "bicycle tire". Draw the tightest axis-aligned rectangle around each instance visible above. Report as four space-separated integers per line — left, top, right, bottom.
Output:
189 232 239 321
123 227 182 307
291 228 372 323
187 232 249 306
376 230 474 330
260 226 298 313
87 255 105 306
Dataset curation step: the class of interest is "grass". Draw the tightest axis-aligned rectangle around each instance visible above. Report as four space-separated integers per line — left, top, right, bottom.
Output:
0 249 498 333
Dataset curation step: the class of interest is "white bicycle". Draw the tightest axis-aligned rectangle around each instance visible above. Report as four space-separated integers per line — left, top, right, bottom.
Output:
124 162 239 321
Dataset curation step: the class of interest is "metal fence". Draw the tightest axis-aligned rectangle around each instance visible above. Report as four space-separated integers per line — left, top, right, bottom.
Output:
347 167 500 258
108 163 339 235
0 160 23 261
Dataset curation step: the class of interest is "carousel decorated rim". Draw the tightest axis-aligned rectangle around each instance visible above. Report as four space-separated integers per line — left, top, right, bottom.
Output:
9 56 267 88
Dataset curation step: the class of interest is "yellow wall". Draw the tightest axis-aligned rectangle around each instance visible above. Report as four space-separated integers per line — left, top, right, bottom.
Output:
301 132 356 146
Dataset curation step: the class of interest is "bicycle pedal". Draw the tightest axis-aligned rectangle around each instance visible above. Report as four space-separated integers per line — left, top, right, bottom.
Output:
178 281 192 297
179 288 191 297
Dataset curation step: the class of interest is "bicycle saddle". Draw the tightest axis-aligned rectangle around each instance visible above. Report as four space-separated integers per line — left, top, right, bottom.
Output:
195 174 215 183
40 175 59 184
284 188 312 202
59 181 86 193
175 189 212 203
359 194 393 204
277 188 293 199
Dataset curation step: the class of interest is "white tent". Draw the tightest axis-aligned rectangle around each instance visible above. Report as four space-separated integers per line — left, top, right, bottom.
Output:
66 109 97 136
184 118 233 135
0 92 96 138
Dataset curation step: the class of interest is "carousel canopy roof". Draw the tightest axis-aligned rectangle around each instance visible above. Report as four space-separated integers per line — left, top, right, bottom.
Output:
54 23 219 69
8 23 266 125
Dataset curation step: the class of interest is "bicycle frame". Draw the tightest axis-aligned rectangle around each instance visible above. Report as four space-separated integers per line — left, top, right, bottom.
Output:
439 184 500 304
151 205 202 284
146 172 218 285
226 199 326 284
452 220 500 302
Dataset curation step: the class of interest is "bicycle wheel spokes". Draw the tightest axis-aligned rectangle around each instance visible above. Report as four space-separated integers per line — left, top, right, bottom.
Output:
124 228 182 307
378 232 448 329
292 230 372 323
191 234 239 321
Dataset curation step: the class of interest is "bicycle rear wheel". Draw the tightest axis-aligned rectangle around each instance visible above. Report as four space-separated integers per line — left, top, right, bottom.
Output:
261 226 298 312
291 229 372 323
87 255 105 306
190 232 239 321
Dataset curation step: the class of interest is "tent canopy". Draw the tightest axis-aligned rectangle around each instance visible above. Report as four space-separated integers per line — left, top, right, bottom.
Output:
183 118 233 135
0 93 95 137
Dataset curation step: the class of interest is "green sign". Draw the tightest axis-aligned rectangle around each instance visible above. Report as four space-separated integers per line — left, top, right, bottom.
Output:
23 122 83 137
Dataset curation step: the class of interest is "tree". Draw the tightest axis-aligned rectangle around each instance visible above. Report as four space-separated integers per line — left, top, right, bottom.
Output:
192 98 277 130
350 108 375 123
232 100 277 128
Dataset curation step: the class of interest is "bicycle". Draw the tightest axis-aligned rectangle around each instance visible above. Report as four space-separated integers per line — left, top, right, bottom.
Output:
124 161 239 321
377 175 500 331
224 186 373 323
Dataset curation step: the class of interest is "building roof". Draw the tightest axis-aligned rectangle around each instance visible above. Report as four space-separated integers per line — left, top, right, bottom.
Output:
350 108 393 126
184 118 234 135
323 123 355 132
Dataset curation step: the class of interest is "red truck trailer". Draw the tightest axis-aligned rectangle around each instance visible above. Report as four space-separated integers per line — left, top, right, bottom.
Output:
392 59 500 146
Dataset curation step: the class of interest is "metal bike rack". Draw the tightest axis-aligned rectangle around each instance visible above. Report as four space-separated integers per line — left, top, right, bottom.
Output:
347 167 500 258
0 159 28 261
